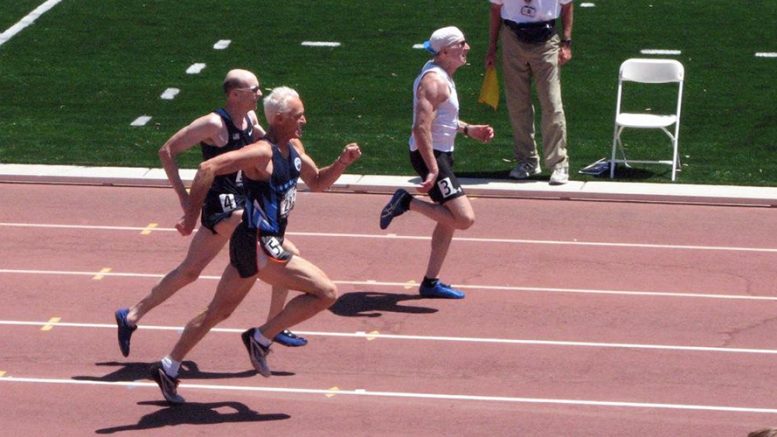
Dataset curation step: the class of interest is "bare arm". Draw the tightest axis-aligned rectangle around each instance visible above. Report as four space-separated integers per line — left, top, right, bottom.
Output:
458 120 495 144
158 114 222 212
295 139 362 192
559 2 574 65
248 110 267 140
486 3 503 68
176 143 272 235
412 72 449 193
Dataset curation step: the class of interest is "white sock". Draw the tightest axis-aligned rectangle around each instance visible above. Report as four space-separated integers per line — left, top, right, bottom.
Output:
252 329 272 347
161 356 181 377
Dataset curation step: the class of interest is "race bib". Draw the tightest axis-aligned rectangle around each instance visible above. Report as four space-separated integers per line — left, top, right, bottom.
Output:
219 193 238 212
437 177 461 199
280 188 296 218
259 235 292 262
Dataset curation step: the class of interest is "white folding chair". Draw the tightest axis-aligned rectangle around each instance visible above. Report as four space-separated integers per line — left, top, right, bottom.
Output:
610 58 685 181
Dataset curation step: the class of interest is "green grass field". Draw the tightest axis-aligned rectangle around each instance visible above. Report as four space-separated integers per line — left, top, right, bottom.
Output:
1 1 776 185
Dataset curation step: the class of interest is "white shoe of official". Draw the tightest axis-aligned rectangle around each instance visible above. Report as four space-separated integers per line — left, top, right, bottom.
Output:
549 166 569 185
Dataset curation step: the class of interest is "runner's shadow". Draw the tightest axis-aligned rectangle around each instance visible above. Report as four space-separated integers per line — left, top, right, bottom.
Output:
95 400 289 433
72 360 266 382
329 290 437 318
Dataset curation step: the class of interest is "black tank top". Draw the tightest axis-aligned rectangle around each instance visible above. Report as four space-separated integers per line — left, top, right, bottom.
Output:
243 141 302 238
201 108 253 195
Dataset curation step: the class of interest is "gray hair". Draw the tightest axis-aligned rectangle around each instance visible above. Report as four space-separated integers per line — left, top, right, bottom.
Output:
263 86 300 123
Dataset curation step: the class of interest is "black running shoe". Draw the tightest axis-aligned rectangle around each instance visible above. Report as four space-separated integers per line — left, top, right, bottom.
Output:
149 362 185 404
380 189 411 230
241 328 272 377
114 308 137 357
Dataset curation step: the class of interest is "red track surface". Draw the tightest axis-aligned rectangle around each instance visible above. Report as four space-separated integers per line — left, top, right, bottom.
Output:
1 183 777 435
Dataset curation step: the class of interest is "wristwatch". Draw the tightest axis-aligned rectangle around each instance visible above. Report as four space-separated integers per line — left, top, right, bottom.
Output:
561 39 572 47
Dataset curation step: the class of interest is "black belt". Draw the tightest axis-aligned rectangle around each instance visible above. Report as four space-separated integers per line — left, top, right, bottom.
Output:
504 19 556 29
503 19 556 44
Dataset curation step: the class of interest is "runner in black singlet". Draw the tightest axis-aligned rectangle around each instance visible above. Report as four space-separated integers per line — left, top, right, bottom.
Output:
230 140 301 277
149 86 361 404
199 108 253 233
115 69 265 360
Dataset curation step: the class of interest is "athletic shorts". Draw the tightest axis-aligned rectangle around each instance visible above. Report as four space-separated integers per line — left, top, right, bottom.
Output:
409 149 465 204
229 221 293 278
200 191 246 234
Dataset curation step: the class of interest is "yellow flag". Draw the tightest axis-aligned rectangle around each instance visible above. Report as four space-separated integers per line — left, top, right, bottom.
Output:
478 66 499 110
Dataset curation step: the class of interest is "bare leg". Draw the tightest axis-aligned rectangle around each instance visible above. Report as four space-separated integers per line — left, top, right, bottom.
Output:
265 239 299 321
426 222 454 279
170 264 257 362
127 212 242 325
257 255 337 339
408 195 475 231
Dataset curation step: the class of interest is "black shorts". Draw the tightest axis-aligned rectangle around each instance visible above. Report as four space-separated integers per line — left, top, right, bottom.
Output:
229 221 293 278
409 149 465 204
200 191 246 234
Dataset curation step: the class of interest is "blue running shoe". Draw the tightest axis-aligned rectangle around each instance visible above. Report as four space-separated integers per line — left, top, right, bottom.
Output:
149 362 185 404
273 330 308 347
380 189 412 230
419 282 465 299
114 308 137 357
241 328 272 377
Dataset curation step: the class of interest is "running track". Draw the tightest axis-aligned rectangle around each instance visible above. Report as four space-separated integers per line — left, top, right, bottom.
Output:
1 183 776 435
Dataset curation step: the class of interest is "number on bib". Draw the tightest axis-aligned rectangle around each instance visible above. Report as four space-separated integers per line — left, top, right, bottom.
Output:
280 188 297 217
219 193 238 212
437 177 460 199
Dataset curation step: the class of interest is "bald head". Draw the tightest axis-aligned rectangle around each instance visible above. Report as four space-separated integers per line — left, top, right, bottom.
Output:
223 69 258 95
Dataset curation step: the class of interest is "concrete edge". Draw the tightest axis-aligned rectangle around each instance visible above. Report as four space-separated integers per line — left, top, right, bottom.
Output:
1 163 776 206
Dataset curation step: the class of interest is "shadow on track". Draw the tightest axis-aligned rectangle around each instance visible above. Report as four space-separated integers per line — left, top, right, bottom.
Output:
95 400 290 433
72 360 293 382
329 290 438 318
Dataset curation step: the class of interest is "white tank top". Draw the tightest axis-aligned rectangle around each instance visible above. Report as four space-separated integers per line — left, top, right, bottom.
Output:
409 61 459 153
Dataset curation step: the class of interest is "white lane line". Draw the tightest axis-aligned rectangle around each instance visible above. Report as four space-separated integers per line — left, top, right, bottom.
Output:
641 49 682 55
2 222 776 254
1 376 776 414
755 52 777 58
2 268 777 302
130 116 152 127
2 320 777 356
213 39 231 50
186 63 206 74
301 41 341 47
160 88 180 100
0 0 63 47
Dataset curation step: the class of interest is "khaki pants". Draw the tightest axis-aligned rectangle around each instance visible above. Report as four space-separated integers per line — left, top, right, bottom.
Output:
501 25 568 170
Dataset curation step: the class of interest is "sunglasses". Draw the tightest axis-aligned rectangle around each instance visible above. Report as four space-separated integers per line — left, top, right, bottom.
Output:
235 85 261 94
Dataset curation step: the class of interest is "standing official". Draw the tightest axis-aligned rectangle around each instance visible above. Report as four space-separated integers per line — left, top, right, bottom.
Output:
486 0 574 185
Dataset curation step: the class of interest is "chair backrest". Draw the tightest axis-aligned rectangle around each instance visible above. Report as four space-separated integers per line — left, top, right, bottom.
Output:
620 58 684 83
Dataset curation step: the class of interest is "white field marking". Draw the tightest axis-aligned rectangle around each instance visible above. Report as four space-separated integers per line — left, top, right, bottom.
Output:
301 41 341 47
130 116 152 127
755 52 777 58
580 2 596 7
186 63 207 74
3 320 777 356
160 88 180 100
0 0 63 47
1 222 776 254
2 376 777 414
412 43 425 49
2 268 777 302
641 49 682 55
213 39 231 50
